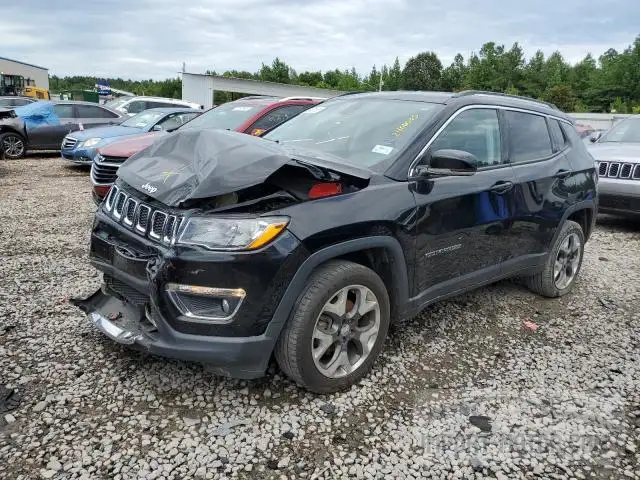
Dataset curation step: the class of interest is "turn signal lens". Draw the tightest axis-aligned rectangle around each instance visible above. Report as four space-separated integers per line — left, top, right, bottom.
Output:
247 221 288 249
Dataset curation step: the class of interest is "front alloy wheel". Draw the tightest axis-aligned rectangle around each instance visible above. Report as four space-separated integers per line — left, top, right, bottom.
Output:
312 285 381 378
275 260 391 393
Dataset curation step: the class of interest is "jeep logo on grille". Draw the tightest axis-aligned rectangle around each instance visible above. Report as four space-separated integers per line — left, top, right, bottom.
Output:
141 183 158 194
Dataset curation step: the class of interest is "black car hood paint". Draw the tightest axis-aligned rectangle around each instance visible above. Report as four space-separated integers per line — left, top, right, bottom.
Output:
117 128 373 207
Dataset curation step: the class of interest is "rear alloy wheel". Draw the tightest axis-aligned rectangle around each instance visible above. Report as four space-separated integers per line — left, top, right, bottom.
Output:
275 261 390 393
0 132 26 159
524 220 585 297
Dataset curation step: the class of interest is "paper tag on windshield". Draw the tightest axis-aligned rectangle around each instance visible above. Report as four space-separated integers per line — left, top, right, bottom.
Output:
232 106 253 111
372 145 394 155
305 106 326 114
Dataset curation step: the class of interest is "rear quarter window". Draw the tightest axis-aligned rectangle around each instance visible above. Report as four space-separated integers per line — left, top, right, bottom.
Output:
505 110 553 163
548 119 568 152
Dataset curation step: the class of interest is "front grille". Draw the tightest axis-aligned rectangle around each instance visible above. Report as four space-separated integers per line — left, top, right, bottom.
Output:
62 137 78 149
92 155 128 185
101 185 182 245
104 275 148 305
596 161 640 180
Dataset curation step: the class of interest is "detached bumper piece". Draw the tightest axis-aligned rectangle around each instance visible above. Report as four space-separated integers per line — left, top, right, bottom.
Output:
71 288 276 379
71 289 155 346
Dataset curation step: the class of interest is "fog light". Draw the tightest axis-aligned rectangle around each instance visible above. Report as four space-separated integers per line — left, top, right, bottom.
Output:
165 283 246 324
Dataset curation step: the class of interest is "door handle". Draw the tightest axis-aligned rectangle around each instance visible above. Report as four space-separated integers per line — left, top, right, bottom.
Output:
490 181 513 194
554 169 571 179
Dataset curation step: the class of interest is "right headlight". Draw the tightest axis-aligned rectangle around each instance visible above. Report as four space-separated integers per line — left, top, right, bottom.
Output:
176 216 289 251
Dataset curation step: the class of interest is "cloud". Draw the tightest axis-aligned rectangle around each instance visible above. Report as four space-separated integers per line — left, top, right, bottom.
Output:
2 0 638 79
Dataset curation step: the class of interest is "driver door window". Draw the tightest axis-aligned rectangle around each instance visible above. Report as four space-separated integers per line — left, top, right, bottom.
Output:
427 108 503 168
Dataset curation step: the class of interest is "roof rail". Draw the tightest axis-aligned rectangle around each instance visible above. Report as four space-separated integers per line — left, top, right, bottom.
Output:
237 95 276 100
454 90 560 110
278 96 328 102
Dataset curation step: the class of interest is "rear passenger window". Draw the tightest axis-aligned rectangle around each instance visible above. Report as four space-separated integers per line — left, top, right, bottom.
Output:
548 119 568 152
505 111 552 162
428 108 503 168
53 104 74 118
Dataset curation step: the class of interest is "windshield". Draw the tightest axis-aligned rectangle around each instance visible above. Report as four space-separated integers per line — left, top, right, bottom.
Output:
263 98 443 167
105 98 131 109
121 111 165 129
599 117 640 143
180 102 262 131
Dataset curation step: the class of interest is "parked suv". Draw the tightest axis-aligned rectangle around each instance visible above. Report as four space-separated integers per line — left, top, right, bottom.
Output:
73 91 597 393
588 114 640 217
89 96 322 202
105 96 203 116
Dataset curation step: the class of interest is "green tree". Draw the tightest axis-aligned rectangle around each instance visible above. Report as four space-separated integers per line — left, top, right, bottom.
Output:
402 51 442 90
543 84 575 111
385 57 402 90
259 57 291 83
441 53 466 91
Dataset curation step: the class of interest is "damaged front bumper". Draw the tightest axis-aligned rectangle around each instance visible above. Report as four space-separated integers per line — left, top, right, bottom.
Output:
72 288 283 379
74 202 308 379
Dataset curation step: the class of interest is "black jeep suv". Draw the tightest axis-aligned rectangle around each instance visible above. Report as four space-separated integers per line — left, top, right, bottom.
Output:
74 91 597 393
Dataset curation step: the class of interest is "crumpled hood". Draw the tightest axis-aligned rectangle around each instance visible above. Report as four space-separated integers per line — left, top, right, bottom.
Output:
117 128 297 207
587 142 640 162
70 125 140 141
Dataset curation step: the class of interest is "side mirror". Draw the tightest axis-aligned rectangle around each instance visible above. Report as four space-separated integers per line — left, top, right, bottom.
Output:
414 149 478 177
152 124 164 132
589 131 602 143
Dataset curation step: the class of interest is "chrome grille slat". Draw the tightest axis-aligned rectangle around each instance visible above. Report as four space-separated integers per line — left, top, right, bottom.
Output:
608 163 620 177
598 162 608 177
634 165 640 180
123 198 138 227
113 192 127 220
104 186 119 211
620 164 632 178
136 205 151 233
150 211 168 240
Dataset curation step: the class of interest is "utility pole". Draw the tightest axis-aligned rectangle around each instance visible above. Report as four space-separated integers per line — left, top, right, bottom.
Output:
378 71 384 91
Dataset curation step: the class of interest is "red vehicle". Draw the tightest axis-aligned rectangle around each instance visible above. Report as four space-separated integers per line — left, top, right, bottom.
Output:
90 96 323 202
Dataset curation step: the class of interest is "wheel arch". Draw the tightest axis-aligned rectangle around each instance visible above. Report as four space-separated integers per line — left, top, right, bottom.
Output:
552 201 596 247
265 236 410 342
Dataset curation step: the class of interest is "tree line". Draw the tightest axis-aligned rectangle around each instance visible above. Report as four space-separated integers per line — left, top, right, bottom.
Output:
49 35 640 113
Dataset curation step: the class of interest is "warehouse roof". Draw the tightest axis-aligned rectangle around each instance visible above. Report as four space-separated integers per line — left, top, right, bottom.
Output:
0 56 48 71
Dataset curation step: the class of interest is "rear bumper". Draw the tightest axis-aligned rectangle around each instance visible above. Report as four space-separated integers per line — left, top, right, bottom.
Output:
72 289 277 379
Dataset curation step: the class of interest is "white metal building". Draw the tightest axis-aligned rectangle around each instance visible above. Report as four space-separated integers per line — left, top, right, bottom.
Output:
0 57 49 90
182 72 342 109
569 113 633 131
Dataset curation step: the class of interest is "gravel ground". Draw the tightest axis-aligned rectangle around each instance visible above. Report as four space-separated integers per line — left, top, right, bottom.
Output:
0 156 639 480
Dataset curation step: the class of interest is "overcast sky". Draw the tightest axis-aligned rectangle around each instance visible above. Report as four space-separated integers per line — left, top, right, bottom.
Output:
3 0 638 79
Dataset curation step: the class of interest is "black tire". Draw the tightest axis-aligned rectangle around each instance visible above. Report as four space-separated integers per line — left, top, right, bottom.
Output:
0 132 26 159
275 260 391 393
524 220 585 298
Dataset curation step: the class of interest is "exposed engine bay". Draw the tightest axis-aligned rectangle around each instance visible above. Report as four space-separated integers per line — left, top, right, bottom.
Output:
179 162 369 214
